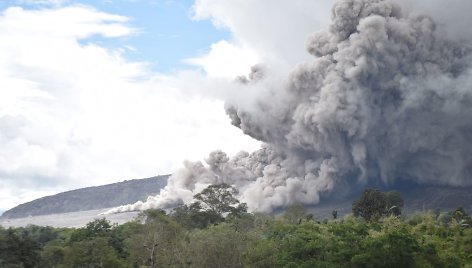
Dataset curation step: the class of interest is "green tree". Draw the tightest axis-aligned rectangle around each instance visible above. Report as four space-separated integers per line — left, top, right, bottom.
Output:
451 207 471 226
63 237 129 268
172 183 248 229
332 210 338 219
15 225 59 246
70 218 112 242
63 218 132 267
282 203 307 224
181 223 251 268
194 183 246 217
352 189 404 221
352 228 419 268
385 191 404 216
127 209 183 268
39 245 65 268
0 228 41 268
171 202 221 229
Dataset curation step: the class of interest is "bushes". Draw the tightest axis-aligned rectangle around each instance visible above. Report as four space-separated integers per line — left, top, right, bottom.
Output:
351 227 419 268
1 185 471 267
0 228 41 268
2 211 471 268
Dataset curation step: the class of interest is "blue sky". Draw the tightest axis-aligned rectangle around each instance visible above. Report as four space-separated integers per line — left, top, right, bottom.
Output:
87 0 231 72
0 0 230 72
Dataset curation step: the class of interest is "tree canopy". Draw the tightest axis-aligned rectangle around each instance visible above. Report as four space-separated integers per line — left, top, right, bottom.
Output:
352 189 404 221
171 183 248 228
1 185 471 267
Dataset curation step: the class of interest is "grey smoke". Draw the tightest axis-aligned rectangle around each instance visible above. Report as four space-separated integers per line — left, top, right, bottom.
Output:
396 0 472 42
106 0 472 214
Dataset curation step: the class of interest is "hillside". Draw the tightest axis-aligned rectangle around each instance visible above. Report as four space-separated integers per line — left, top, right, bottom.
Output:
1 175 169 219
2 173 471 223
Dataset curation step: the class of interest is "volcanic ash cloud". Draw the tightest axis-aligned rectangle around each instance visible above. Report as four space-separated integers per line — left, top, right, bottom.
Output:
107 0 472 214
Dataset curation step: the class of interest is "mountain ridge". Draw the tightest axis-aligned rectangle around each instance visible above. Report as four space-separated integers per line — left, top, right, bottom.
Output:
1 175 169 219
2 175 471 221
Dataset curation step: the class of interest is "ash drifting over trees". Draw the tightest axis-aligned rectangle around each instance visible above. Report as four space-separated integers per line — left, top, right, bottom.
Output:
108 0 472 214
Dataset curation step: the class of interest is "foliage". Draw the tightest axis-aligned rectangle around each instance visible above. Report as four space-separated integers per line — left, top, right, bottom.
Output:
39 244 65 268
0 227 41 268
62 236 129 268
352 189 404 221
282 203 307 224
127 209 183 268
351 227 419 267
180 223 252 268
70 217 112 242
171 202 221 229
0 185 471 267
384 191 404 216
194 183 248 218
452 207 472 227
171 183 248 229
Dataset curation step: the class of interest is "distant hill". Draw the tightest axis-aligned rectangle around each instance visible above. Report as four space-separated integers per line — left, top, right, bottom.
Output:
2 174 471 222
1 175 169 219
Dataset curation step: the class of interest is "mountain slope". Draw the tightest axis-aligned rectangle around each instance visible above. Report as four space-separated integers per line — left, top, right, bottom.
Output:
1 175 169 219
2 174 471 222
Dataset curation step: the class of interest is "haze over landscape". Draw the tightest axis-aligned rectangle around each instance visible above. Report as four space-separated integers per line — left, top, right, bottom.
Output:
108 0 472 215
2 0 472 218
3 1 472 267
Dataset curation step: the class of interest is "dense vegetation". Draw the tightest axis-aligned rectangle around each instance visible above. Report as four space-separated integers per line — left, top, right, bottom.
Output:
1 185 471 268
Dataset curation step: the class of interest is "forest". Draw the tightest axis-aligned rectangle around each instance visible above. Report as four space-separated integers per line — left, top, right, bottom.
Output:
1 184 471 268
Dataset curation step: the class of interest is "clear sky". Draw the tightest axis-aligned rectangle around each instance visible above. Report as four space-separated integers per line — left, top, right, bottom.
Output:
0 0 231 72
0 0 334 213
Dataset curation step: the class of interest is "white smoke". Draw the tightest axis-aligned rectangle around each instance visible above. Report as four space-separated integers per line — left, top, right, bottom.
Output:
106 0 472 214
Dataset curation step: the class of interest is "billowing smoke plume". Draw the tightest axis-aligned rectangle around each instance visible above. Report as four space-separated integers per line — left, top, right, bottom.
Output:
106 0 472 214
